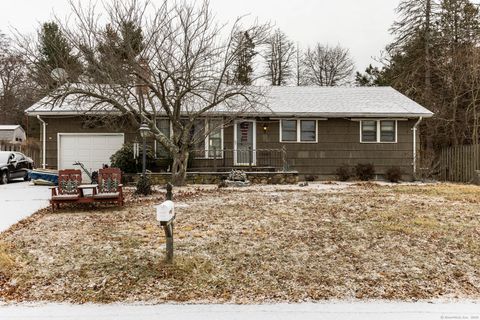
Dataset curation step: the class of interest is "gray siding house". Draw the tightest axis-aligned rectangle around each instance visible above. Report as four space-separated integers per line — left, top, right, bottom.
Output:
26 86 433 180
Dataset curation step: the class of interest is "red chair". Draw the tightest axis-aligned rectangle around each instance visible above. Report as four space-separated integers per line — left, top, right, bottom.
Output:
50 169 82 211
93 168 124 206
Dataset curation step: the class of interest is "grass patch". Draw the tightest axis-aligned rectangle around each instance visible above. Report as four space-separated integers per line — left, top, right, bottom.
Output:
1 183 479 302
0 242 15 275
393 183 480 202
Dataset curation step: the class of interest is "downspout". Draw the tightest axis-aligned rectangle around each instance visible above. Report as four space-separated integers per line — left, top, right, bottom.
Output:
37 115 47 169
412 117 423 178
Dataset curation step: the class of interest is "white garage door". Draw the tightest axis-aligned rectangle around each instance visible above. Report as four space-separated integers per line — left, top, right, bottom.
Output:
58 134 124 180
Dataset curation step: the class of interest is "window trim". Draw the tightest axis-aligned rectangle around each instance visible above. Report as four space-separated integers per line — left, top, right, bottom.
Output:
359 120 398 144
279 119 318 143
203 119 224 159
153 118 224 160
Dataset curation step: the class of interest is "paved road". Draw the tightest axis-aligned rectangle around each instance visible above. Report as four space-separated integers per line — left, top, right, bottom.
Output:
0 180 50 232
0 301 479 320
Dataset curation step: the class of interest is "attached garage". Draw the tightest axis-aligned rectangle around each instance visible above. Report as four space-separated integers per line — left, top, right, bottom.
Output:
58 133 124 178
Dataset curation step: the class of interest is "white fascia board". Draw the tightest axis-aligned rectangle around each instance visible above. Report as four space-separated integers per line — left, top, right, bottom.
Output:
25 110 123 116
25 110 434 118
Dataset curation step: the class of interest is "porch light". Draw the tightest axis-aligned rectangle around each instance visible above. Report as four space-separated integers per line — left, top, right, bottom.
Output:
139 122 150 139
263 124 268 133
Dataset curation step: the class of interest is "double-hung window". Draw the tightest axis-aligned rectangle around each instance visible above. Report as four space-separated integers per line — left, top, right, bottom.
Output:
206 119 223 158
190 118 223 159
280 119 317 143
360 120 397 143
281 120 297 142
155 119 171 158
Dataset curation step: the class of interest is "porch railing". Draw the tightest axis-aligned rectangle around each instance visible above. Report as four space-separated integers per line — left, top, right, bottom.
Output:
189 146 289 172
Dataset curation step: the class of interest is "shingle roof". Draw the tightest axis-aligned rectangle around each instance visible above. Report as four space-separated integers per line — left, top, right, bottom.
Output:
26 86 433 118
264 86 433 117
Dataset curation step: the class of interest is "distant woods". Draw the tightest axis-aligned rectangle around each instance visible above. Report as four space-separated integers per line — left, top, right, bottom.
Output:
356 0 480 150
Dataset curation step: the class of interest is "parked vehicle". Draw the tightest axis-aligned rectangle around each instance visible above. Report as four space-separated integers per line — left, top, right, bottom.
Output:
0 151 35 184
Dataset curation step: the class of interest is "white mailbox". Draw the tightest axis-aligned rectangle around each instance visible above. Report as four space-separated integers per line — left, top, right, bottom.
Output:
155 200 175 223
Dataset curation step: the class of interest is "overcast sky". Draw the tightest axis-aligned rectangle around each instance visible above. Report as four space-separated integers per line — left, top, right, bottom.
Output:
0 0 401 71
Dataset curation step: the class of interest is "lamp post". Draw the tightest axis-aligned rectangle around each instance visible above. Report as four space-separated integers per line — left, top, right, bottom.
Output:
139 122 150 177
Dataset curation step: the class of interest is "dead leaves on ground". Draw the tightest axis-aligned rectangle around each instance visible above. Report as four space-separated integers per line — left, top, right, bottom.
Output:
0 183 479 303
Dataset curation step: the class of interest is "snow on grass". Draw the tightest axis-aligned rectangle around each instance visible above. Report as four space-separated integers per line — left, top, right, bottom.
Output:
0 182 479 303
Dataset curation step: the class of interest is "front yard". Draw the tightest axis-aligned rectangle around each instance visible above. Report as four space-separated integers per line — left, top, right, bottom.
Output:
0 182 479 303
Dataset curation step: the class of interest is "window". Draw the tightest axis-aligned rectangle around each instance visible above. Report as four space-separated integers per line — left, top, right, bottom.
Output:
300 120 316 142
155 119 171 158
207 119 223 158
188 118 224 159
361 120 377 142
155 118 224 159
281 120 297 142
280 119 317 143
380 121 395 142
360 120 397 143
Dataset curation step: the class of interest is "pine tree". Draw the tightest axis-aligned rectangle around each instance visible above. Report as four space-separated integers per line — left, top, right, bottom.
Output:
230 31 256 85
83 21 144 83
355 65 389 87
35 22 82 88
390 0 437 98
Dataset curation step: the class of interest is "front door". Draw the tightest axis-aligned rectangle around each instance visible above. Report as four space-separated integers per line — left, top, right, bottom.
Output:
234 120 256 166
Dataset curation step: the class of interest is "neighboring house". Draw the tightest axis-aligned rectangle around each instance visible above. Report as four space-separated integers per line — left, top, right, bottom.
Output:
25 87 433 180
0 125 26 151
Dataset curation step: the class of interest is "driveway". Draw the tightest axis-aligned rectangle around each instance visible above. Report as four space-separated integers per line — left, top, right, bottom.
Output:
0 180 50 232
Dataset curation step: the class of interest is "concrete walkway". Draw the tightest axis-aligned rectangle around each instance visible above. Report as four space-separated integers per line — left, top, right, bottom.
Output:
0 181 50 232
0 301 479 320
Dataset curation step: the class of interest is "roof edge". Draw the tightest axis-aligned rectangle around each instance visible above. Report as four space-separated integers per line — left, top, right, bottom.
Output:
26 110 434 118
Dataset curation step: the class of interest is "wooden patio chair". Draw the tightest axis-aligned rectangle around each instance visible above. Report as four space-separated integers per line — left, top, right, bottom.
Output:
93 167 124 206
50 169 82 211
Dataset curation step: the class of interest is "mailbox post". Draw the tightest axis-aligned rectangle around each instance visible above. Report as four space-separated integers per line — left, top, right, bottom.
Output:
155 200 175 263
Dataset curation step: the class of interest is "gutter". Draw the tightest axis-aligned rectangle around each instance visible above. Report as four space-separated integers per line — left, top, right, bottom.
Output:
412 117 423 178
26 110 435 118
36 115 47 169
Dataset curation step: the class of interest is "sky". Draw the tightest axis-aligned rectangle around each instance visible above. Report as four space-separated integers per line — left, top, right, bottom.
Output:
0 0 401 71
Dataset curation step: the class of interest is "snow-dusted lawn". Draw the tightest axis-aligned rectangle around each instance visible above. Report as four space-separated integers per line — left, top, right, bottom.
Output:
0 182 479 303
0 181 50 233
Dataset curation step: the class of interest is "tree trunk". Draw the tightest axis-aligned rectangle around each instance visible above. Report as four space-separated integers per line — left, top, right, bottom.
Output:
424 0 432 97
171 149 189 186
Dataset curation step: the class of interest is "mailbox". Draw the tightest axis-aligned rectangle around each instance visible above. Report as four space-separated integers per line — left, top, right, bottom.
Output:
154 200 175 262
155 200 175 224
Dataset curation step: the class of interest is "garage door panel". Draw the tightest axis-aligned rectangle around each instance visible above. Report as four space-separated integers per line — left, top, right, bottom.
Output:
59 134 124 181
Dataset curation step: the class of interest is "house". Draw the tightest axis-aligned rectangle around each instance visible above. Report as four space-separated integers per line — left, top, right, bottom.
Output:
0 125 26 151
25 86 433 180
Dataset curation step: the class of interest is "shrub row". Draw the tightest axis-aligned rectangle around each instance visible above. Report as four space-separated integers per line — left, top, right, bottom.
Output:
335 163 403 182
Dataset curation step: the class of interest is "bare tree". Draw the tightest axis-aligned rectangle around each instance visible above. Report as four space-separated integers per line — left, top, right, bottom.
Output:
264 29 295 86
303 44 355 86
0 32 29 124
294 43 307 86
19 0 270 185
